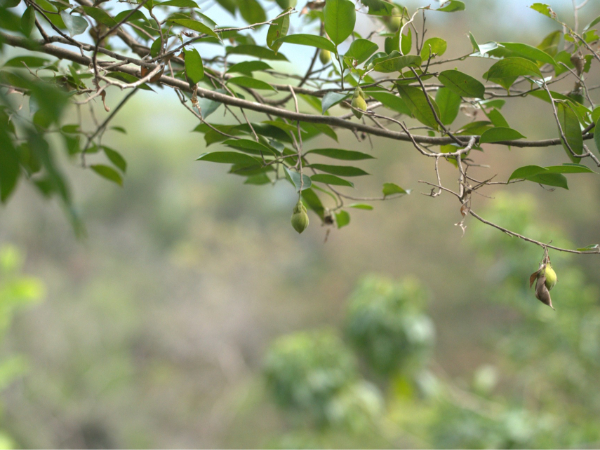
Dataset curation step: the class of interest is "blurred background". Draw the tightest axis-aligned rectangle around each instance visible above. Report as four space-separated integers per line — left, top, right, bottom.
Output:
1 0 600 447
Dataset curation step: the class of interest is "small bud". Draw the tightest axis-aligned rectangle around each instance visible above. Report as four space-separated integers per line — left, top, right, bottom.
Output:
319 49 331 65
291 200 309 234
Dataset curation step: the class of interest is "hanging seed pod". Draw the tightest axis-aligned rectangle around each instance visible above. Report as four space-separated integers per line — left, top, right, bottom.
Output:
535 273 554 310
543 263 557 291
351 88 367 119
319 49 331 65
291 200 309 234
529 247 557 309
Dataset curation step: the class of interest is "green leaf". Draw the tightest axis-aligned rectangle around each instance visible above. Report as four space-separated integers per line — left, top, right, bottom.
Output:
359 0 395 15
114 10 147 23
345 39 379 64
397 85 440 130
197 151 260 167
90 164 123 186
577 244 599 252
3 56 49 68
311 174 354 187
267 9 290 53
103 147 127 173
184 48 204 83
382 182 407 196
545 163 594 174
530 3 554 19
595 116 600 155
226 45 288 61
309 164 369 176
21 6 35 36
479 127 526 143
335 210 350 228
457 120 493 135
485 57 542 90
284 166 312 191
197 89 226 118
306 148 374 160
485 108 509 128
228 76 277 91
436 0 465 12
214 0 236 14
275 34 336 53
321 92 350 114
227 61 273 75
150 36 163 57
497 42 556 66
244 173 271 185
401 28 412 55
238 0 266 24
0 132 20 202
82 6 117 27
373 52 421 72
507 165 569 188
438 69 485 98
508 165 546 180
435 87 461 125
368 91 411 115
537 30 561 57
169 18 218 39
335 210 350 230
527 173 568 189
348 203 373 210
420 37 447 60
159 0 199 7
223 138 276 156
556 101 584 161
324 0 356 45
468 32 480 52
301 188 325 219
584 15 600 31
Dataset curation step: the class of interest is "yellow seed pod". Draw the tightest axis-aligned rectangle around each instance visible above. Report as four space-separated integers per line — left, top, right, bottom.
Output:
543 264 557 290
319 49 331 65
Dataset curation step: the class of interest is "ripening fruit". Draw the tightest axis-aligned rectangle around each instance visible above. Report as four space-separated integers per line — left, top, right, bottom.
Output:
543 263 557 290
291 200 309 234
351 94 367 119
319 49 331 65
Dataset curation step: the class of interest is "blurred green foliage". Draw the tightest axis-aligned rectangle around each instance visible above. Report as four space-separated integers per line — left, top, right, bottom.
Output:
263 193 600 448
0 245 44 448
345 275 434 376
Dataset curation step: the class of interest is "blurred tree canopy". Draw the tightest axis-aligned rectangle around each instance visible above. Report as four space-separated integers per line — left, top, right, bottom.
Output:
0 0 599 259
263 194 600 448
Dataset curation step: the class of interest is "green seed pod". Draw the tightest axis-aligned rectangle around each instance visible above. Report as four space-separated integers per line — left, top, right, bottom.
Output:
291 200 309 234
319 49 331 65
351 95 367 119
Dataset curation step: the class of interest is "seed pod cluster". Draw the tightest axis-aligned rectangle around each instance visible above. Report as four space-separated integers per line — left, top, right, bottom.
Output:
291 199 309 234
351 87 367 119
